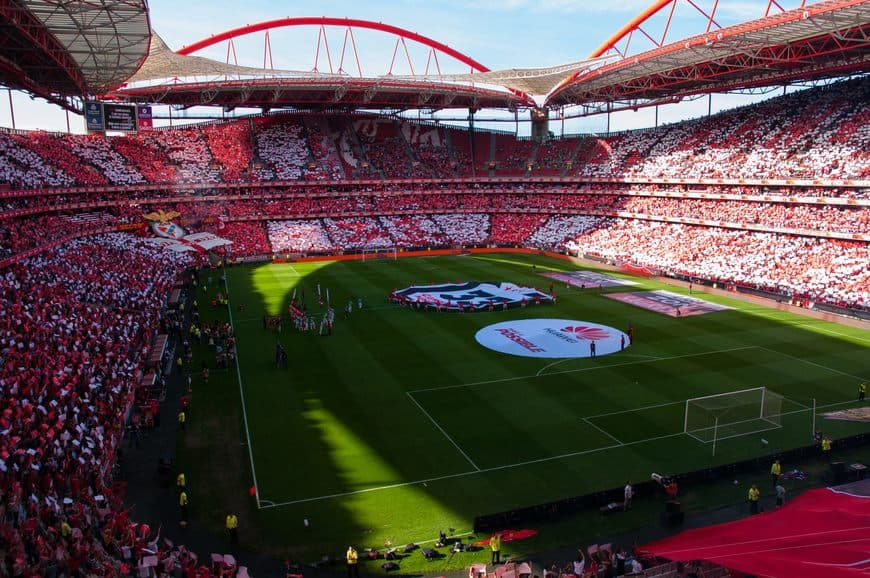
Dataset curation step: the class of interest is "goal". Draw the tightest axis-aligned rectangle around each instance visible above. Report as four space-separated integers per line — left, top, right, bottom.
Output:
360 246 398 262
684 387 784 447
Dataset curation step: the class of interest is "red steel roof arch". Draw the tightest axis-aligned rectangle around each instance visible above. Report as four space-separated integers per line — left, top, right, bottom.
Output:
547 0 870 107
176 17 491 74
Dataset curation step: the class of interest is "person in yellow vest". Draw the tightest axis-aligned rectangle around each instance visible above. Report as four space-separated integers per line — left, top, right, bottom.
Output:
346 545 359 578
859 382 866 402
821 436 832 462
179 491 189 526
770 459 781 488
226 513 238 544
490 532 502 565
178 410 186 431
748 484 760 515
176 472 186 491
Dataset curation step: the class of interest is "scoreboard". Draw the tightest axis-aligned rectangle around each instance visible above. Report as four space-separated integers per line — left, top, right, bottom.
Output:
85 102 152 132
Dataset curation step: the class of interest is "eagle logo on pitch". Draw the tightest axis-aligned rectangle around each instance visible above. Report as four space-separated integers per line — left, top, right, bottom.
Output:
561 326 611 340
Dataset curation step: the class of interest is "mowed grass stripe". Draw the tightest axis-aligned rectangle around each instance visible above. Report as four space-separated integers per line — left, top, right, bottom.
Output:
207 254 867 557
236 265 478 499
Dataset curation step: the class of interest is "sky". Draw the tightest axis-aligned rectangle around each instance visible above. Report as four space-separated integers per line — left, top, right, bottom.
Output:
0 0 826 135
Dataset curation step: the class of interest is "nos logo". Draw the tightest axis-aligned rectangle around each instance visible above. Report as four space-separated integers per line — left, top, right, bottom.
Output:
561 326 611 340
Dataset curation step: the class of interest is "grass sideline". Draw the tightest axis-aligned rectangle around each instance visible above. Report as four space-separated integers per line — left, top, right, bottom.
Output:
177 253 869 570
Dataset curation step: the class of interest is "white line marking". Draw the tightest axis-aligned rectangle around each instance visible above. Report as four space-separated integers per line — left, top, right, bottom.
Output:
225 277 264 509
583 417 623 445
758 346 868 381
537 353 662 377
260 429 687 509
413 346 756 394
536 358 573 376
742 311 870 344
287 264 301 276
585 399 686 420
406 392 480 471
257 397 858 509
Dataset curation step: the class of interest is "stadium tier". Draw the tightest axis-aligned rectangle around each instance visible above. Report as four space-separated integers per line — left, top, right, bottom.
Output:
0 74 868 578
1 79 868 309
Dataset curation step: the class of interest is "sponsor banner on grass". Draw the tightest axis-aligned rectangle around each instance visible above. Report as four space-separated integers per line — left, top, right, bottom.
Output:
606 290 731 317
475 319 629 358
391 281 552 311
541 270 638 288
822 407 870 423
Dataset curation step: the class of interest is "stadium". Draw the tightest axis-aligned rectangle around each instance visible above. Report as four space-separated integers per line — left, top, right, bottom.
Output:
0 0 868 577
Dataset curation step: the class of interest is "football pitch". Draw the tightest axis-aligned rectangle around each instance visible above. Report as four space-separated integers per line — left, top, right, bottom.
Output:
183 252 869 559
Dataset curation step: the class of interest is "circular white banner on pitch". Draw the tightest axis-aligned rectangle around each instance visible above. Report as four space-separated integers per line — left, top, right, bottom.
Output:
475 319 629 359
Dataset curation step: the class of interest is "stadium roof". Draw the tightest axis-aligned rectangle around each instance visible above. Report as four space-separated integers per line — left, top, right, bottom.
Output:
109 18 534 110
2 0 868 114
547 0 870 108
0 0 150 102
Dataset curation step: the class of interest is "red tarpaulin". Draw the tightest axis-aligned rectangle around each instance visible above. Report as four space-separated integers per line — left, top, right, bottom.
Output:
644 483 870 578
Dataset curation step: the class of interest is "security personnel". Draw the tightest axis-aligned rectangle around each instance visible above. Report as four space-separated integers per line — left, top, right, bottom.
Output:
178 410 186 431
346 545 359 578
490 532 502 565
179 491 189 525
821 436 832 461
859 382 867 402
770 459 781 488
176 472 186 491
748 484 760 515
226 513 238 544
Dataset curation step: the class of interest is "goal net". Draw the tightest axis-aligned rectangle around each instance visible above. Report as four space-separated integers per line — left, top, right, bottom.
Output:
360 246 398 262
684 387 784 444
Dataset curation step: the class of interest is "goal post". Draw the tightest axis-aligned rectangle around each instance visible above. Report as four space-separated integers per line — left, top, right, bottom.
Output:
360 246 398 262
684 387 784 445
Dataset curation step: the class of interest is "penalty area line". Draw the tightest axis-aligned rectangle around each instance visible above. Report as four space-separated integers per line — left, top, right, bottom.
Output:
255 394 864 510
537 353 662 377
582 417 623 445
412 346 756 394
758 346 868 381
258 429 687 510
406 392 480 472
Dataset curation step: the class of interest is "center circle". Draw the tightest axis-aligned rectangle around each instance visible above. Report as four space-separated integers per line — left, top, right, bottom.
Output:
475 319 630 359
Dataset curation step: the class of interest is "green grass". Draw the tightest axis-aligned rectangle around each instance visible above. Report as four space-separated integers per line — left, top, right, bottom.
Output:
179 253 869 570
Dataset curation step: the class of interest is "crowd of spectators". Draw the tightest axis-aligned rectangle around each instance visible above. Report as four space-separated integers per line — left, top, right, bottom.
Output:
378 215 450 248
493 136 535 175
251 118 308 181
431 214 490 245
16 132 108 187
565 219 869 309
0 233 210 577
201 120 254 182
579 78 869 180
0 132 74 189
64 135 146 186
322 217 395 250
491 214 548 245
210 221 271 257
142 129 222 184
304 121 346 181
267 219 333 254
